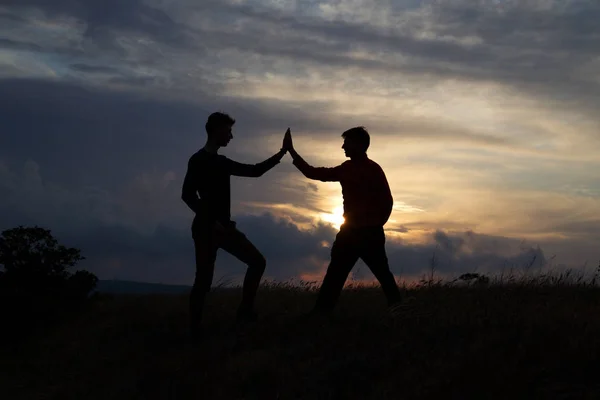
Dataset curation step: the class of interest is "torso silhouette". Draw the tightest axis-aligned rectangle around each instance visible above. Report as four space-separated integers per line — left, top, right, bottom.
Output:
189 150 233 225
183 148 282 226
293 154 393 228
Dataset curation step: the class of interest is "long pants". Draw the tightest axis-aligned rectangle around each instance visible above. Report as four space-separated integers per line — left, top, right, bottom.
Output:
190 222 266 325
314 225 402 313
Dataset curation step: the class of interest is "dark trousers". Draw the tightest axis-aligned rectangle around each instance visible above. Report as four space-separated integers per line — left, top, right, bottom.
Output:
314 225 402 313
190 222 266 325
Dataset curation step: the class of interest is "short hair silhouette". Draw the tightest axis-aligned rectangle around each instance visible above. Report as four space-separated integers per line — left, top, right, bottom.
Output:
205 112 235 137
341 126 370 152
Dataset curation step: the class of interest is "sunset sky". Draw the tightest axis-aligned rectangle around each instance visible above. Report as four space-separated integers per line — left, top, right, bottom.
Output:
1 0 599 285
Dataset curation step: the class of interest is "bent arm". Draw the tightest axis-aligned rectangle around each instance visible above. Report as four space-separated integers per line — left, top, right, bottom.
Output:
375 168 394 225
381 175 394 224
289 148 342 182
228 149 287 177
181 158 205 215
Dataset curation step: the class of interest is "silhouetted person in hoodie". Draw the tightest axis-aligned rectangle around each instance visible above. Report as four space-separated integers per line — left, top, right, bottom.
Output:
182 112 287 339
283 127 402 315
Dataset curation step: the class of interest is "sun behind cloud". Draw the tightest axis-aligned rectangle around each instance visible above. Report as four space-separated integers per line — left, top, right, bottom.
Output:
319 205 345 230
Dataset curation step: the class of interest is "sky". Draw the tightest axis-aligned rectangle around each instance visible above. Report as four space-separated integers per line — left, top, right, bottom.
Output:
1 0 599 286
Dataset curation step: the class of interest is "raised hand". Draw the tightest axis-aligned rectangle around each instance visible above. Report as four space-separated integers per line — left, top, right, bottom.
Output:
283 128 293 151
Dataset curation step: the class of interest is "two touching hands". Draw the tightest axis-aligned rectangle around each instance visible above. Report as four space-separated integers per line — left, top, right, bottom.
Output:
217 128 294 235
282 128 294 152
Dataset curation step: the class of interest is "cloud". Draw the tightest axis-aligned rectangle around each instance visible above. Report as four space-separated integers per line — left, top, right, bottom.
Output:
1 0 599 283
3 0 188 51
0 77 339 188
0 38 43 52
4 1 599 95
69 63 119 74
3 0 599 149
48 214 553 286
0 158 556 285
196 1 600 102
0 9 26 23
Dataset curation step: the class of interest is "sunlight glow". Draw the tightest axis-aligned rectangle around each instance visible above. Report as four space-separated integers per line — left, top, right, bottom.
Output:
319 205 345 230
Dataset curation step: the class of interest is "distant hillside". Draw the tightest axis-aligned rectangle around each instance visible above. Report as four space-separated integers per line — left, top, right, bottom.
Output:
95 280 191 295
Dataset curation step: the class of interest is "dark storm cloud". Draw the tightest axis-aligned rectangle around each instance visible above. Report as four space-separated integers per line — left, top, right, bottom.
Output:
47 212 548 285
0 38 43 52
5 1 599 91
108 75 165 87
430 2 600 53
0 78 205 187
0 78 340 188
552 220 600 239
0 157 552 285
44 213 336 284
180 0 600 103
2 0 189 50
385 234 546 280
0 10 26 23
1 0 599 283
69 63 120 74
4 1 598 123
195 1 494 63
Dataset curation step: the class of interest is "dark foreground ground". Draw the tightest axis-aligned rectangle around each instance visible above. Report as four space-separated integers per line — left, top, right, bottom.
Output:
2 282 600 399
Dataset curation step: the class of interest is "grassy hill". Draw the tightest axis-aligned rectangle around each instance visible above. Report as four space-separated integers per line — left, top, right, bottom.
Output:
95 279 192 295
2 279 600 399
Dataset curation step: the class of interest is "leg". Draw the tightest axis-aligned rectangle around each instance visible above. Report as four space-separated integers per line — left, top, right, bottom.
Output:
220 229 267 317
360 228 402 306
313 229 360 314
190 233 218 337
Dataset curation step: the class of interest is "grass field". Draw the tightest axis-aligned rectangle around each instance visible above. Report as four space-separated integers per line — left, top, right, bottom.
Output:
3 275 600 399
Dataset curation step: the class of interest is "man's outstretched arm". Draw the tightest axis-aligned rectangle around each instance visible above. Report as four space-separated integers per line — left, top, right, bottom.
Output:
285 130 342 182
227 148 287 177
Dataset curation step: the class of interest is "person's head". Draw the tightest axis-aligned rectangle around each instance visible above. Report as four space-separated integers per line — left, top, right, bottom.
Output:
205 112 235 147
341 126 370 158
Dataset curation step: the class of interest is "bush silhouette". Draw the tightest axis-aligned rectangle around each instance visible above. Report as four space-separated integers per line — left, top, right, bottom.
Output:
0 225 98 338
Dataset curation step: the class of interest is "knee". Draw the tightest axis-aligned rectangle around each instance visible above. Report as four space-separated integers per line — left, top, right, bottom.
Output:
250 254 267 273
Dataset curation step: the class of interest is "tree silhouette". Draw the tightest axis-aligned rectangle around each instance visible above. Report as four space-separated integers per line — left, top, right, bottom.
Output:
0 226 98 339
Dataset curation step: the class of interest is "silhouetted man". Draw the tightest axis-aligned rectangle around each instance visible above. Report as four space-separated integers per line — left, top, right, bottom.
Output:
283 127 403 315
182 112 287 339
